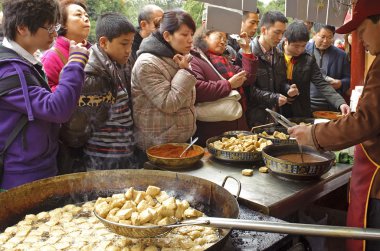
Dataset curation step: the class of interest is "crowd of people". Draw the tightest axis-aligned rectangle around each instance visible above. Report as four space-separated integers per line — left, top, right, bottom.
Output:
0 0 353 189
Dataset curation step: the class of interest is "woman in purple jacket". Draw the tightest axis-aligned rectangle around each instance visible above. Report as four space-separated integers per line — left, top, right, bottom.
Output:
0 0 89 190
190 28 258 146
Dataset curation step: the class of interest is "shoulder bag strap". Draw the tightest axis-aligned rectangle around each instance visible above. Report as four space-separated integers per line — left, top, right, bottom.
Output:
0 116 28 183
51 47 68 65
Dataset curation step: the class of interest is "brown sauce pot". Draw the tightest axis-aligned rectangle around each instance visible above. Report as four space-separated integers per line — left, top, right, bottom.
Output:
262 144 336 180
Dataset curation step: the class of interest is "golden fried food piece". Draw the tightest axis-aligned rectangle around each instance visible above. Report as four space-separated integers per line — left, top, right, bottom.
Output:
241 169 254 176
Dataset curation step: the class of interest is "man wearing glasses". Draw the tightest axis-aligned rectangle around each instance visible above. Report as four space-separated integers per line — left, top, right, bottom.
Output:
306 23 351 112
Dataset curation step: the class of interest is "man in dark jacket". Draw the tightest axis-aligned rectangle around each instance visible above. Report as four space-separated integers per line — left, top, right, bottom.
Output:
246 11 292 126
306 23 351 111
279 21 350 118
131 4 163 63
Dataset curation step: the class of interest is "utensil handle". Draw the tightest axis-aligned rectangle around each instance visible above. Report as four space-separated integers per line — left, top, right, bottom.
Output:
191 217 380 240
221 176 241 199
179 137 199 157
250 123 275 132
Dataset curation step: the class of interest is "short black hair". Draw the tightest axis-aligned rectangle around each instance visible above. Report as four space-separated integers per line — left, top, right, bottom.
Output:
314 23 336 34
158 10 196 35
259 11 288 29
284 21 310 43
137 4 164 28
96 12 136 42
2 0 60 40
242 8 260 21
368 14 380 24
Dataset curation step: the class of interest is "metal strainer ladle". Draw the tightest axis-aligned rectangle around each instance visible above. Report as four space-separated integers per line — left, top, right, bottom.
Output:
94 211 380 240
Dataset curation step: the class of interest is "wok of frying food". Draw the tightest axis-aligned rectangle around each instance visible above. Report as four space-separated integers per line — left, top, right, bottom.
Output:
0 186 220 250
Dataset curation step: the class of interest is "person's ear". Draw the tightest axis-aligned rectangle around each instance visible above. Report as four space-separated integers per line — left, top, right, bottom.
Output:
163 31 171 43
284 38 288 46
260 26 266 36
17 25 29 37
98 36 109 50
140 20 148 30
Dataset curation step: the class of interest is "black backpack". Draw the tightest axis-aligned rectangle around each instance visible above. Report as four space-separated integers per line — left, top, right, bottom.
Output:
0 47 45 184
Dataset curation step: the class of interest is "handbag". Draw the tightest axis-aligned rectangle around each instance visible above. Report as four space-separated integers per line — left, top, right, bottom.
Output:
195 90 243 122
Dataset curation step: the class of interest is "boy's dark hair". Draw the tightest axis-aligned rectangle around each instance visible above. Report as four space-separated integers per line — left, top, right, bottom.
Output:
314 23 336 34
368 14 380 24
2 0 60 40
284 21 310 43
96 12 135 42
242 8 260 21
158 10 196 35
138 4 163 28
58 0 88 36
259 11 288 29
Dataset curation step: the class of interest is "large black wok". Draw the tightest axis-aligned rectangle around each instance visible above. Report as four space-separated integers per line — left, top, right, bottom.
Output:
0 170 239 250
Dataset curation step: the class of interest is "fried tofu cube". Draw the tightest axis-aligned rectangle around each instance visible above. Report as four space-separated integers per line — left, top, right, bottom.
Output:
115 208 133 220
184 208 203 218
156 191 170 203
125 187 134 200
162 197 177 210
137 200 150 213
130 212 140 225
157 205 175 217
146 186 161 197
134 192 146 204
122 201 137 210
139 209 153 224
94 201 112 218
242 169 254 176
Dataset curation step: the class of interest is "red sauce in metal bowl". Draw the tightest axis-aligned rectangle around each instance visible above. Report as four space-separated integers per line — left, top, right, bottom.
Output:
148 144 201 158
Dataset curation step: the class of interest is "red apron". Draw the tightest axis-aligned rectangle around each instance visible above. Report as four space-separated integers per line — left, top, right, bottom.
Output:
347 144 380 251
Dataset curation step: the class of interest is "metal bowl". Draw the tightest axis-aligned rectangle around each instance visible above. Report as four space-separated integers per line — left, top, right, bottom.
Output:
313 111 342 120
223 130 253 136
206 135 263 163
146 143 204 169
252 118 316 145
262 144 335 180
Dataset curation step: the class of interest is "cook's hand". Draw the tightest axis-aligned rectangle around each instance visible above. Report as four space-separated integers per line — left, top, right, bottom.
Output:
287 84 299 97
278 94 287 106
173 54 192 69
340 104 351 115
288 125 314 147
238 32 251 53
228 70 247 89
329 78 342 90
69 40 89 57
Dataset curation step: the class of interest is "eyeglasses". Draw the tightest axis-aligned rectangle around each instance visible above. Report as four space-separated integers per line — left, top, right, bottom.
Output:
40 24 61 34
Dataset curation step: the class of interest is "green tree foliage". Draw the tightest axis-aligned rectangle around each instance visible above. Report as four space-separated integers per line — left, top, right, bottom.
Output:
86 0 128 42
183 0 204 28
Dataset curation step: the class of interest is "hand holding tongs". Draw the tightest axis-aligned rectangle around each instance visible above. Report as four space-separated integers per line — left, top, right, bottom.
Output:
265 108 304 162
265 108 296 129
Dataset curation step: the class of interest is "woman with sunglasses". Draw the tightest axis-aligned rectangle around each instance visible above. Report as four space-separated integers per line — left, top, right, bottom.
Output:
42 0 91 92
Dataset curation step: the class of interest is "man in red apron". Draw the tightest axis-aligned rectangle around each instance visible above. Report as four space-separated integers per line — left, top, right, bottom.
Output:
288 1 380 250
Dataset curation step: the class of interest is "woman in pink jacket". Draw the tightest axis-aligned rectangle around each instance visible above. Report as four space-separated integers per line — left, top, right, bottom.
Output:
42 0 91 92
